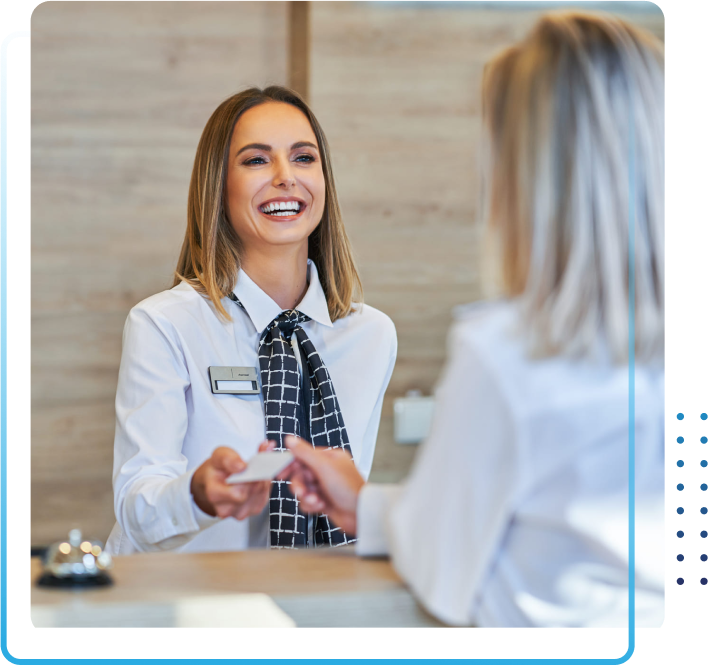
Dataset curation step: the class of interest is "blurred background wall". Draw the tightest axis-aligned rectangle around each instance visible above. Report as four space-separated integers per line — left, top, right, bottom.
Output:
31 1 663 546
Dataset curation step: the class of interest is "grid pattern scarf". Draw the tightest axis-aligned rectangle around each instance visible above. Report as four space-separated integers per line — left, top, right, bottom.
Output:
229 295 356 548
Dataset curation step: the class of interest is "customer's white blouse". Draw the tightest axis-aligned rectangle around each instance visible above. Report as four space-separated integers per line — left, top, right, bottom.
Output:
107 260 397 555
357 301 663 627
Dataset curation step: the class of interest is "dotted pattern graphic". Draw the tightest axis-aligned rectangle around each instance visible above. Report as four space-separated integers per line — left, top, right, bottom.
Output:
676 412 707 585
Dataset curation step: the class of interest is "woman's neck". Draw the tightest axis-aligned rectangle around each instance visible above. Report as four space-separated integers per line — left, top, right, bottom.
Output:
240 243 310 311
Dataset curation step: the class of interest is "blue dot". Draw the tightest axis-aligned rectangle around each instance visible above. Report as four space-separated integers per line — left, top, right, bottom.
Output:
702 413 707 421
702 484 708 491
678 484 685 491
678 578 685 585
678 436 685 443
678 531 685 538
702 461 708 468
702 579 708 585
702 531 707 538
678 554 684 561
678 460 685 467
678 413 685 420
702 437 707 444
678 507 685 514
702 507 707 515
702 554 707 562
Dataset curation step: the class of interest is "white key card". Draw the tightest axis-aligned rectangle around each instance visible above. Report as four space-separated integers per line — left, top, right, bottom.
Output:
226 451 294 484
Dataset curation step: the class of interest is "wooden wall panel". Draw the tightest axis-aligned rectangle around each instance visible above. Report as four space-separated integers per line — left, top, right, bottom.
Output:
309 2 663 483
32 1 288 544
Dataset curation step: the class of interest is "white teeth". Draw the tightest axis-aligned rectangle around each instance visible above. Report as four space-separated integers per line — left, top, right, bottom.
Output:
261 201 302 214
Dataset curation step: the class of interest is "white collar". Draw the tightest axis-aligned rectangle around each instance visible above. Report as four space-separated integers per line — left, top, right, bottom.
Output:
232 259 334 334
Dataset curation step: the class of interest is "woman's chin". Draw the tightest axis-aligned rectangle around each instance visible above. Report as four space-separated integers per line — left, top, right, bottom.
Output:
256 226 314 249
254 216 319 246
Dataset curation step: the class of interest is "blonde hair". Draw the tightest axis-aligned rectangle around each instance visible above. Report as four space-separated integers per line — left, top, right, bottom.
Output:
174 86 363 322
482 12 664 364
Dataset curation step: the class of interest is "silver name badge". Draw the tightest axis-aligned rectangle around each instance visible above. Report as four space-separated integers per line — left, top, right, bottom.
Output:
209 366 261 395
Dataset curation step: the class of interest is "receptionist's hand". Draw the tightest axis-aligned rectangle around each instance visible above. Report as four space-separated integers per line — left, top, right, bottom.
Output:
190 440 275 520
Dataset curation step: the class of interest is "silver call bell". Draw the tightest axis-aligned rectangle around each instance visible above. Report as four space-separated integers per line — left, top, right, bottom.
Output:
209 366 261 395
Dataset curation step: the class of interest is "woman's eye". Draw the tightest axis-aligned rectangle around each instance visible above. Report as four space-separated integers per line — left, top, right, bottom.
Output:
244 156 266 165
294 154 315 163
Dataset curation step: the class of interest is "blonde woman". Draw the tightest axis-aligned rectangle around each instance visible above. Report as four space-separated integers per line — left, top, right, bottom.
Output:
281 13 664 626
106 87 397 554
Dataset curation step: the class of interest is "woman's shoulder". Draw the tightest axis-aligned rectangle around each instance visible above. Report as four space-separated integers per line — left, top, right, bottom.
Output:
449 300 664 421
445 300 535 412
342 302 397 343
129 282 212 322
449 300 518 353
125 282 224 343
452 298 514 324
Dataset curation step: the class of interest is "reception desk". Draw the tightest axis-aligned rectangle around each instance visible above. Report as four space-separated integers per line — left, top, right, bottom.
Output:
31 546 444 627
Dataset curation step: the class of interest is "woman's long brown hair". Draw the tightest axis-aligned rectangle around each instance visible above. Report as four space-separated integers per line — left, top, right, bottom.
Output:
174 86 363 322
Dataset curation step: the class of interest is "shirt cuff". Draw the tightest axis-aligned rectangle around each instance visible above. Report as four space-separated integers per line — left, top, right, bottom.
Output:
355 483 402 557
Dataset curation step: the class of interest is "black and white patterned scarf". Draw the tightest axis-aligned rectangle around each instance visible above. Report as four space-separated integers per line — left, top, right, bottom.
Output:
229 295 356 549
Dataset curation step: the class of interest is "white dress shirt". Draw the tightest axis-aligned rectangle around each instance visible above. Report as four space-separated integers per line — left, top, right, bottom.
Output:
357 301 664 627
106 260 397 555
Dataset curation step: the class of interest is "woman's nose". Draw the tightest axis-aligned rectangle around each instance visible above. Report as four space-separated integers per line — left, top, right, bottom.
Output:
272 159 295 189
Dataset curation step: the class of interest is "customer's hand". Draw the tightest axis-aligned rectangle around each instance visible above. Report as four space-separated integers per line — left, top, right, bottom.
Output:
278 435 365 534
190 440 275 520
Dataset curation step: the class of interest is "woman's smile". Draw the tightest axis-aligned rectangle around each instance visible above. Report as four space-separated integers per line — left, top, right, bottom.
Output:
257 196 308 221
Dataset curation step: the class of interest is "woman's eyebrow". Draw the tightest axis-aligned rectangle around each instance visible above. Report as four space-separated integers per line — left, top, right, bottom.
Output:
236 142 271 156
291 141 318 151
235 141 318 156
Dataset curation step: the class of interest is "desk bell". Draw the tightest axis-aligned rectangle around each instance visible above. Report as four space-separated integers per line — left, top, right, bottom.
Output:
37 528 113 588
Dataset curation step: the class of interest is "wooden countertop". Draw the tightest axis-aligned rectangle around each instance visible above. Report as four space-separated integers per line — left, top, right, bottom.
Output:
31 547 443 627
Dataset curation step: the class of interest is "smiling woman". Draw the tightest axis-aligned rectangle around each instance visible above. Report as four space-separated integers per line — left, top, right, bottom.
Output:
106 87 397 555
175 87 359 323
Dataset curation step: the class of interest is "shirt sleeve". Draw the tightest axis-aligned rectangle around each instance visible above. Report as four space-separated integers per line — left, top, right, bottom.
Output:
356 483 403 556
112 305 220 553
355 330 398 480
365 320 521 626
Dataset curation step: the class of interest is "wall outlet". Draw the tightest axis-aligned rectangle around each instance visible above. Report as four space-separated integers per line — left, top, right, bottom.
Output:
393 393 435 444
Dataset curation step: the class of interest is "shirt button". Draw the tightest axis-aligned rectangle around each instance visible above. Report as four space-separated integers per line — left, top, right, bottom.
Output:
172 518 178 526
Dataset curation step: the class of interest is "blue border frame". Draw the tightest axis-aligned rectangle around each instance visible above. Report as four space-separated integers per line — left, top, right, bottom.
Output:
0 29 16 665
626 83 637 663
0 25 637 663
